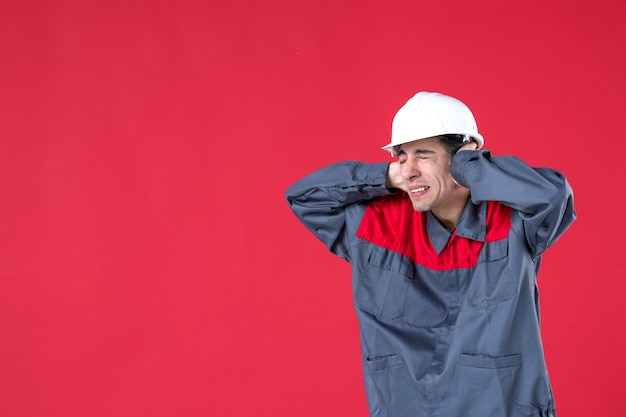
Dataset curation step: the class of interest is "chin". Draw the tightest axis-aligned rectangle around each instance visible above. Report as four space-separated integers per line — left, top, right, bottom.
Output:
411 202 431 213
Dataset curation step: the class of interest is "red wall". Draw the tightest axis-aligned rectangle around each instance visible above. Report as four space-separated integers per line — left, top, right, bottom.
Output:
1 0 625 416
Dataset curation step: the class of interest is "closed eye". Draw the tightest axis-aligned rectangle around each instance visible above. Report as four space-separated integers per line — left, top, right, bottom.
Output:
397 148 436 163
415 150 435 157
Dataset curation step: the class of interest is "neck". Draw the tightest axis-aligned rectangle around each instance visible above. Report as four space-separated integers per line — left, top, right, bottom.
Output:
431 190 470 232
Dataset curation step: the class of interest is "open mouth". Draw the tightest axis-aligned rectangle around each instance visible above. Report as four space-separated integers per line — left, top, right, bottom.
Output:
409 186 430 197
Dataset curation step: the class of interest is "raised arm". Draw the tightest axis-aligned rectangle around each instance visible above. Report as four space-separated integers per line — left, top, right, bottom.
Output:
285 161 393 260
451 149 576 257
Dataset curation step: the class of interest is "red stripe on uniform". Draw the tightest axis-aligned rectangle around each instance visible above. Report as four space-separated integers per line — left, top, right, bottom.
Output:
355 193 511 270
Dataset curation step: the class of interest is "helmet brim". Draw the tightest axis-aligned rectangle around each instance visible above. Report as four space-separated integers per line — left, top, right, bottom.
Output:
381 132 484 156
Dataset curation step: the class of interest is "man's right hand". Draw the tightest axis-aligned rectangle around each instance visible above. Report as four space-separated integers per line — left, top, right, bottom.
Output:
386 161 406 191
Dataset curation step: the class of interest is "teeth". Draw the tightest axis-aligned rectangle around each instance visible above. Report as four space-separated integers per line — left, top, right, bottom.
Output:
411 187 428 193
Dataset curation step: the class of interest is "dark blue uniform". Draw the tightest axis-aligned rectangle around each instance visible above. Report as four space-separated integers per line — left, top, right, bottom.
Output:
286 149 575 417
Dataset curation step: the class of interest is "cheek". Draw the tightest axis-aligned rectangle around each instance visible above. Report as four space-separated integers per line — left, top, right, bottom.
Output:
431 167 454 185
444 174 458 189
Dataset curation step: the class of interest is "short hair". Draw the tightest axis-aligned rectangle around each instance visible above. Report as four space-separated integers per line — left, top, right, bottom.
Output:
437 134 469 158
392 135 470 159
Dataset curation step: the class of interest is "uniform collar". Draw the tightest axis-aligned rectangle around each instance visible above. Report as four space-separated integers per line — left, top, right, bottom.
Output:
427 200 487 254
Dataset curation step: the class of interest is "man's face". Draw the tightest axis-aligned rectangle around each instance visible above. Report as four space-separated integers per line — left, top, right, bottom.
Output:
396 137 463 213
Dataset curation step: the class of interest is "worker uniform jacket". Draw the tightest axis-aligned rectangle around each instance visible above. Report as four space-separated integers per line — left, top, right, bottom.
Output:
286 149 575 417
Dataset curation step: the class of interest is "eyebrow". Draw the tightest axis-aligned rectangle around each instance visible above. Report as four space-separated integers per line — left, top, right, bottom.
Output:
398 148 436 155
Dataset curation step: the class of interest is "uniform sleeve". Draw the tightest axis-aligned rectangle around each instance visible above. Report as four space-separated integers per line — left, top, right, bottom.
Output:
451 149 576 258
285 161 393 261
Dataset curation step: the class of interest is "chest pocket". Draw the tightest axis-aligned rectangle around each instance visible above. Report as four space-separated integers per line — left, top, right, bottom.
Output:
354 245 449 327
468 239 517 309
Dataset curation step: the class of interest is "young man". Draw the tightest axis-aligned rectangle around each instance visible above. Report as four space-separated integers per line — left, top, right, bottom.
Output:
286 92 575 417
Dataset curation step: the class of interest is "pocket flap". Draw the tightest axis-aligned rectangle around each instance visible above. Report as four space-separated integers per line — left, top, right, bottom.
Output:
366 353 403 371
459 353 521 369
478 239 508 262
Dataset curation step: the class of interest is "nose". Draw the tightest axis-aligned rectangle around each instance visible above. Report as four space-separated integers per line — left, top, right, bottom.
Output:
401 157 420 181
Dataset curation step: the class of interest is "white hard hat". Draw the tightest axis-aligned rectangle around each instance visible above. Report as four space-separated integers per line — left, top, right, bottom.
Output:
381 91 484 155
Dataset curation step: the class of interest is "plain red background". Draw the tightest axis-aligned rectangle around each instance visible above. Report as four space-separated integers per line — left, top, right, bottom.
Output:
1 0 625 416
